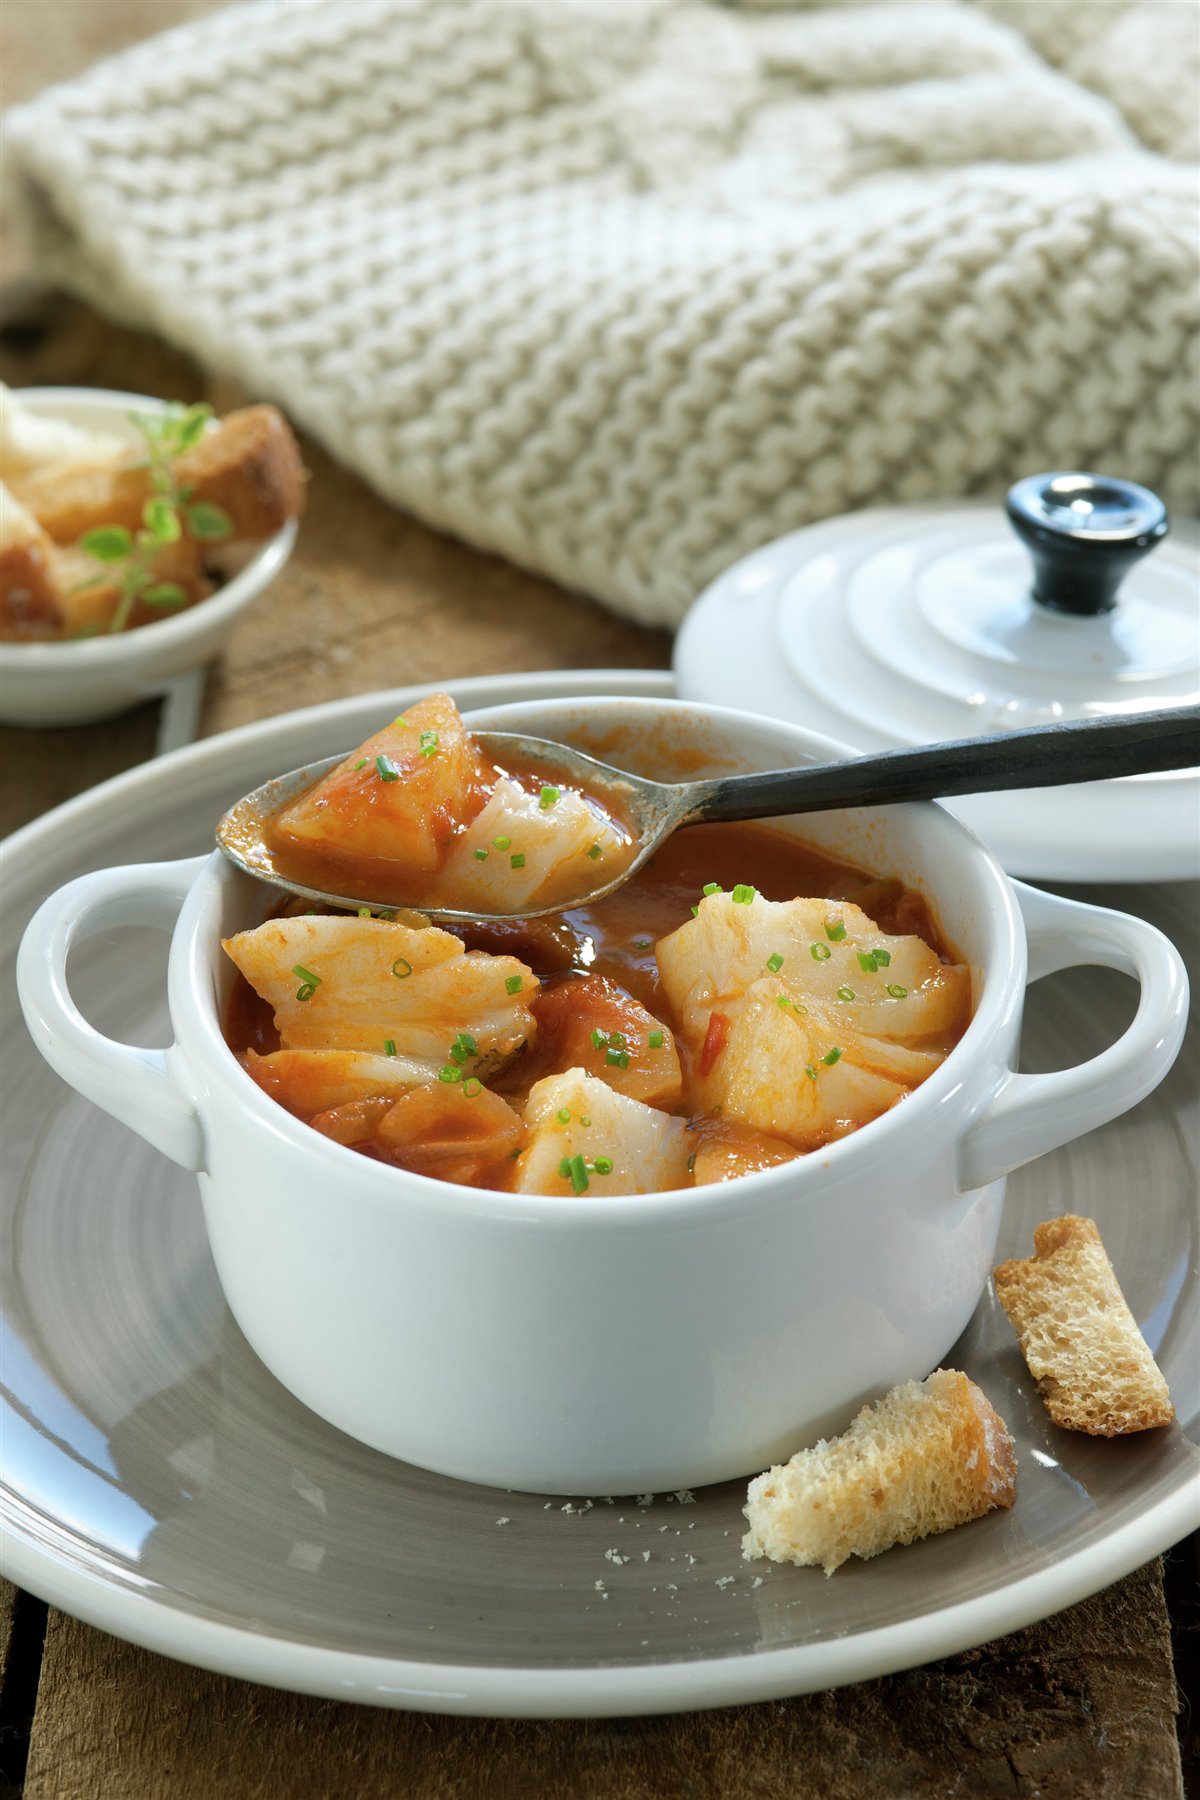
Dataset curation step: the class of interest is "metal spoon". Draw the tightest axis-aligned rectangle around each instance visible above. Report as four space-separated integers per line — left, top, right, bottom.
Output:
216 705 1200 922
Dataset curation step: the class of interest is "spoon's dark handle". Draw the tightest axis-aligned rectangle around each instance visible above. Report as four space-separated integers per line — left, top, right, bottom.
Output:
687 706 1200 825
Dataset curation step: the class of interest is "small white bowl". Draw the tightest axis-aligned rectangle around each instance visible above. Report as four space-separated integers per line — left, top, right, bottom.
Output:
0 387 297 729
15 697 1189 1493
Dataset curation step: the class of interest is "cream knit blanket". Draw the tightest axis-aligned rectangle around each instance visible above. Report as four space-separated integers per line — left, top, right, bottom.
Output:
5 0 1198 627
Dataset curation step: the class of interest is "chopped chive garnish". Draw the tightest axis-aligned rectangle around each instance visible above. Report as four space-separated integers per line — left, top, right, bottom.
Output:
590 1028 607 1049
458 1033 478 1056
354 759 369 771
608 1032 626 1047
384 1039 396 1056
567 1154 589 1195
493 836 511 851
538 786 560 810
449 1046 469 1065
887 983 908 999
357 906 372 918
580 1115 591 1127
474 848 489 861
836 986 856 1002
292 964 320 1002
437 1065 463 1083
857 952 879 974
648 1030 664 1048
810 943 832 962
805 1064 818 1081
874 948 891 967
702 882 722 897
825 919 847 942
392 957 413 979
776 993 791 1008
690 905 699 918
377 911 395 921
510 853 526 869
605 1048 630 1068
587 843 603 859
686 1152 696 1174
505 975 523 994
822 1047 843 1066
731 884 756 905
375 754 400 782
594 1156 614 1175
557 1107 572 1124
463 1078 482 1097
766 952 784 973
558 1157 571 1179
419 730 439 758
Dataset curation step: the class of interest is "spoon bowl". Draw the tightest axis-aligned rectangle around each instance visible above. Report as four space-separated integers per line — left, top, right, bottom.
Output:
215 705 1200 919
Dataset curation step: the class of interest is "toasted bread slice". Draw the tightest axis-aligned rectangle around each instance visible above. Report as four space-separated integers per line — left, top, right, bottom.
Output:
992 1215 1173 1436
0 487 213 639
0 481 64 637
742 1368 1016 1574
9 403 305 544
51 541 213 636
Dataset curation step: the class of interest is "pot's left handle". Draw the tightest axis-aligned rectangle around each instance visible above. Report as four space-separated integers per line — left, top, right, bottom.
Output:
17 856 209 1172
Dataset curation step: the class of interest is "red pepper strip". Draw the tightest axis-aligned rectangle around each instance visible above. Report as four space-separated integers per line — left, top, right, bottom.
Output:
698 1010 730 1078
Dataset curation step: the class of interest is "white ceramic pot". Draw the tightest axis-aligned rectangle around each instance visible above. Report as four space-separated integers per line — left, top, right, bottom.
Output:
0 388 297 728
16 698 1188 1494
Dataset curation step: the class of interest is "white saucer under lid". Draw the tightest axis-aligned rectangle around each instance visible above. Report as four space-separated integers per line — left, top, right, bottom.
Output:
674 480 1200 882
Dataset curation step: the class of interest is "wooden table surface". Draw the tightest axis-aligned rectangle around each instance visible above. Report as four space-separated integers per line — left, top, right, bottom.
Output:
1 8 1197 1796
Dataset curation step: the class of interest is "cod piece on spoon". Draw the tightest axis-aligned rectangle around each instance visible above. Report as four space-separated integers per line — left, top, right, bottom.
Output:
216 694 1200 922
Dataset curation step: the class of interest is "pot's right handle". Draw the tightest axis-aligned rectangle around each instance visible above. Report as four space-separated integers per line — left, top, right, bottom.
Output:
958 883 1188 1193
17 857 208 1172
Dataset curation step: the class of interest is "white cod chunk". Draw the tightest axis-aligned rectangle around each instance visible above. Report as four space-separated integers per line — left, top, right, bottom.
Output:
656 892 967 1050
693 978 945 1150
242 1047 429 1116
442 776 625 910
222 915 537 1075
513 1068 691 1197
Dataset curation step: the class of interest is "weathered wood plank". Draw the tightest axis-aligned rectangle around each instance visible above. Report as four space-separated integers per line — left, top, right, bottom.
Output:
23 1562 1182 1800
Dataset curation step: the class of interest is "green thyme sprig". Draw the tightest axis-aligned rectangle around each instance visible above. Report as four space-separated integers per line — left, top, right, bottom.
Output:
77 404 234 634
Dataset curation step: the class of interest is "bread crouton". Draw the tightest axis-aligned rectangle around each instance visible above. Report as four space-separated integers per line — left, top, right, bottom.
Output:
0 481 64 637
992 1215 1173 1436
50 541 213 636
9 403 305 545
0 480 213 639
742 1368 1016 1574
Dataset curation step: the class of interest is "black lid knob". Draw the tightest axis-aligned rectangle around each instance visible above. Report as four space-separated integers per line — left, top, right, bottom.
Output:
1005 472 1169 617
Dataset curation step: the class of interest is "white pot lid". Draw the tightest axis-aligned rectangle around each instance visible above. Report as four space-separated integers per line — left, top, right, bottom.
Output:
674 474 1200 882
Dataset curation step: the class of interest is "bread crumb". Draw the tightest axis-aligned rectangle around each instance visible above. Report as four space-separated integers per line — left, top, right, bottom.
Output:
993 1215 1174 1435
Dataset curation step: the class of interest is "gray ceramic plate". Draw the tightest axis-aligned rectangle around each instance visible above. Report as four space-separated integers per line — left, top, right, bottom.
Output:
2 671 1197 1718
